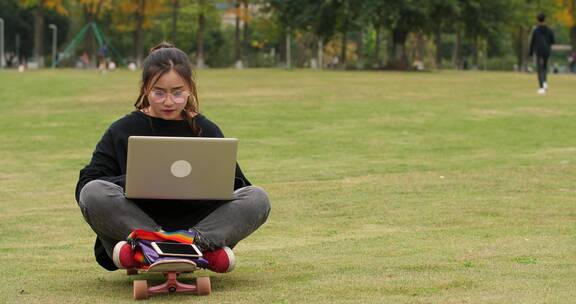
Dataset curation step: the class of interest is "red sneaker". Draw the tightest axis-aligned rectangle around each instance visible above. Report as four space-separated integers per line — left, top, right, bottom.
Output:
203 247 236 273
112 241 138 269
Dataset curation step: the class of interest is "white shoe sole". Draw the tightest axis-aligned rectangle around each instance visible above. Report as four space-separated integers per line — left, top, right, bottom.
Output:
112 241 128 269
223 247 236 272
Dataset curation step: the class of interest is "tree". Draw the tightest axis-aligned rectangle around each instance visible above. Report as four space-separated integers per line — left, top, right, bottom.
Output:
376 0 428 69
143 0 222 66
242 0 249 65
19 0 67 67
114 0 166 67
1 0 34 65
266 0 339 68
425 0 460 68
171 0 178 42
460 0 517 69
79 0 112 62
557 0 576 50
366 0 388 68
195 0 216 68
508 0 558 71
333 0 369 68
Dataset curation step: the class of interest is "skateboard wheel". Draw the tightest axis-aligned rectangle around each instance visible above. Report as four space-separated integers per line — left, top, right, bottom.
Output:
133 280 148 300
196 277 211 296
126 268 138 276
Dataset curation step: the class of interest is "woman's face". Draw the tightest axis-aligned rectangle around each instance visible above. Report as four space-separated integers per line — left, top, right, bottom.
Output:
146 69 191 120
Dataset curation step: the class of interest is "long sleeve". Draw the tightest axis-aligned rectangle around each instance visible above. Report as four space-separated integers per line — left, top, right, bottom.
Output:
75 128 125 203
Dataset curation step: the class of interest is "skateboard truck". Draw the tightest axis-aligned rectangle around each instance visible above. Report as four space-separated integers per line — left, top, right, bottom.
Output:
128 259 211 300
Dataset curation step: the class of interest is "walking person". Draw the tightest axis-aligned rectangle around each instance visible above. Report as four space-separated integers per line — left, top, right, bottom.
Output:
75 42 271 272
529 13 555 94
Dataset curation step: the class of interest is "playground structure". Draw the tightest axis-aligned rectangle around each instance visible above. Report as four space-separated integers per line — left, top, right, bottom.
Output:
53 22 125 68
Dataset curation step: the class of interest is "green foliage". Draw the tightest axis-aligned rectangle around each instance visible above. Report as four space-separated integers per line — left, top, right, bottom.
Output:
266 0 340 40
0 0 34 61
2 0 572 69
1 0 69 65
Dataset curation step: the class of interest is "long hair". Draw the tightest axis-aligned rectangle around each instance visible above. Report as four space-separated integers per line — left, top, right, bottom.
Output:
134 41 201 135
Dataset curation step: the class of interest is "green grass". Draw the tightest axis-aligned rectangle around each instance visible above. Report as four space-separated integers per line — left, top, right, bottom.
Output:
1 68 575 303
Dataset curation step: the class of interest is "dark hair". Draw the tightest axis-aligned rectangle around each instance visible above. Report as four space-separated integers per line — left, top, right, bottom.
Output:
537 13 546 23
134 41 201 135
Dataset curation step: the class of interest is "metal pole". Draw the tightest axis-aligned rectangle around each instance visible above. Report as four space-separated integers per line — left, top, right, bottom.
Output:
0 18 5 69
48 24 57 68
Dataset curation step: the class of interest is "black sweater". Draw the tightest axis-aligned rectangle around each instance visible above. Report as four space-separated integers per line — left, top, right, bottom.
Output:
529 25 555 57
75 111 251 222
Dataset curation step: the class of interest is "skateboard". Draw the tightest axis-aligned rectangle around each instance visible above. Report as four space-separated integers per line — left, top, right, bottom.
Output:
127 259 211 300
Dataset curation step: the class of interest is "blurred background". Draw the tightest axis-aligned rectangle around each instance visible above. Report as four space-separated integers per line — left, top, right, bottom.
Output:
0 0 575 72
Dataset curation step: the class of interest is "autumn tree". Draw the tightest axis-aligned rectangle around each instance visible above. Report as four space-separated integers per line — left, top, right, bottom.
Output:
557 0 576 49
19 0 67 67
114 0 167 67
79 0 112 61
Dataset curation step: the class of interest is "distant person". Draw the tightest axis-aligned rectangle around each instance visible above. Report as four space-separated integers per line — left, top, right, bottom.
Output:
97 45 108 73
529 13 555 94
569 51 576 73
75 42 270 273
81 51 90 68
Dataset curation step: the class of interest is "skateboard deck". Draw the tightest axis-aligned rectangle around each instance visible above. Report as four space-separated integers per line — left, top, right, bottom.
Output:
128 259 211 300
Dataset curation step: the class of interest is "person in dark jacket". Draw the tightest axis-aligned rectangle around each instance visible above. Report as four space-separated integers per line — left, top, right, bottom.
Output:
529 13 555 94
75 42 271 273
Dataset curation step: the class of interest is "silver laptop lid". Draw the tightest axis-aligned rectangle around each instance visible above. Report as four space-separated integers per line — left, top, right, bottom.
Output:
125 136 238 200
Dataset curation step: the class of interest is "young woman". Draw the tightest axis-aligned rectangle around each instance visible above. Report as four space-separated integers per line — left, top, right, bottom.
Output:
75 42 271 273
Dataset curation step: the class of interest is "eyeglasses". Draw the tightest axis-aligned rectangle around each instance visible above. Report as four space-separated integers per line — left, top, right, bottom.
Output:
148 89 191 104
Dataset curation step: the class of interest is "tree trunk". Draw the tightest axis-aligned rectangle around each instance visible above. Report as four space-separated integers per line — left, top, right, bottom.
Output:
242 0 249 66
234 0 242 68
318 38 323 69
570 25 576 53
388 28 408 69
171 0 179 43
196 3 205 68
84 7 95 66
472 36 479 69
356 31 364 69
416 32 425 62
374 26 381 68
285 27 291 68
515 26 525 72
434 26 442 68
452 29 462 69
33 5 45 68
83 1 105 66
340 17 348 68
134 0 145 68
340 33 347 68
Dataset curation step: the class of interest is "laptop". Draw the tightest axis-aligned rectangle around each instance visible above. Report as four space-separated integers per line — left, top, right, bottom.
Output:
125 136 238 200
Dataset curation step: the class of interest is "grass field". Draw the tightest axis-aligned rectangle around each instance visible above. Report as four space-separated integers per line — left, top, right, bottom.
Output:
0 68 575 303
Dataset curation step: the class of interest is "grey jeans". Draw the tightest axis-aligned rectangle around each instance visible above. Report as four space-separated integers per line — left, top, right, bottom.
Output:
78 180 271 258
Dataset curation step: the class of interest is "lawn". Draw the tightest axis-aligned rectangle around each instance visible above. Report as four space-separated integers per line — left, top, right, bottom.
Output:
0 68 575 303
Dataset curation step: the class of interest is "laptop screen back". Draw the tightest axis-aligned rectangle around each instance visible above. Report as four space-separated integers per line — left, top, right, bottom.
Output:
125 136 238 200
